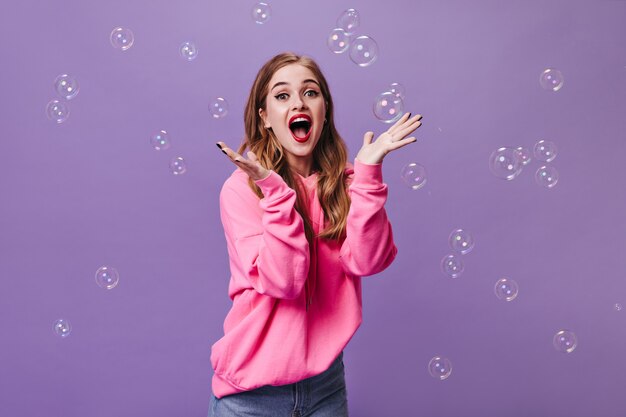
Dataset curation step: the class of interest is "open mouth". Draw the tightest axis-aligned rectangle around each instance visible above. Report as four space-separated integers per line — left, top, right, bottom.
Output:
289 114 312 143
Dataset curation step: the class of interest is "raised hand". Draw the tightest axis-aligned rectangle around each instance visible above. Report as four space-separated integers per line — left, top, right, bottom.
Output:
217 141 271 181
356 112 422 165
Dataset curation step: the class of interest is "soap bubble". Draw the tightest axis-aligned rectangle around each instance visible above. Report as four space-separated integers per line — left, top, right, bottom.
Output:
337 8 359 34
614 303 622 312
533 139 557 162
449 229 474 254
46 99 70 123
388 82 406 99
349 36 378 67
110 27 134 51
489 147 522 180
54 74 79 100
252 2 271 24
328 28 350 54
441 254 464 278
170 156 187 175
209 97 229 118
400 162 427 190
428 356 452 380
150 129 171 151
515 147 532 165
95 266 119 290
53 319 71 338
540 68 564 92
535 165 559 188
553 330 577 353
494 278 519 301
373 91 404 123
180 41 198 61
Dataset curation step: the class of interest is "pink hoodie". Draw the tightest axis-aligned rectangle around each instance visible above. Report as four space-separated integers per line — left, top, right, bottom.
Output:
210 158 397 398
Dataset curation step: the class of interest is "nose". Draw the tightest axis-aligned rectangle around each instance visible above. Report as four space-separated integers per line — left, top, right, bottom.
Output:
292 95 307 110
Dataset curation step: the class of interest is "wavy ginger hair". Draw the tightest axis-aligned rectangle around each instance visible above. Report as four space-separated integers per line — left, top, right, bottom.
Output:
238 52 350 243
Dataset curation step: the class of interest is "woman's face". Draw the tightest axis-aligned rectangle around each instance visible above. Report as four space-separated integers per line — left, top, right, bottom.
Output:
259 63 327 170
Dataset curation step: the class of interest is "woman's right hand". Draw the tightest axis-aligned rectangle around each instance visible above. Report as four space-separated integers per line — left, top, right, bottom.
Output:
217 141 271 182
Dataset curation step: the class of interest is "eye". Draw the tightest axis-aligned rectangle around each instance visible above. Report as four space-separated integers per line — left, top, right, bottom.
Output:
275 93 288 100
305 90 319 97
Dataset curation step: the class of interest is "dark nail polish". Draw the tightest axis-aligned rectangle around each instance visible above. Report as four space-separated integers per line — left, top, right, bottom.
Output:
221 150 227 155
216 143 223 149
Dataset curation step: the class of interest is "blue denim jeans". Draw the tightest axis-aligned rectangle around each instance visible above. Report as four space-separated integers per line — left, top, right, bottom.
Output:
210 352 348 417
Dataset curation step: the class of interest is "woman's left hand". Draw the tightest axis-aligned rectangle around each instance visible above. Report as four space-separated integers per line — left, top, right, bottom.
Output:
356 112 422 164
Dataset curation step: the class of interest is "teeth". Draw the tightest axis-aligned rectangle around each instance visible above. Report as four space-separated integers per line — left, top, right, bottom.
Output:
292 117 310 123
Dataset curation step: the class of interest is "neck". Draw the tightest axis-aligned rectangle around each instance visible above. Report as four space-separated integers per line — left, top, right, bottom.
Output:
287 156 314 178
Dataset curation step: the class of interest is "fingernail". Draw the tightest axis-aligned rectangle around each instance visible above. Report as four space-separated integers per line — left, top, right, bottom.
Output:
234 159 241 163
221 150 227 155
407 112 412 118
216 143 223 149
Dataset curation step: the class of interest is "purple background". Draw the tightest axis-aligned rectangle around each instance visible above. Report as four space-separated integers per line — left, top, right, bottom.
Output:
2 1 626 416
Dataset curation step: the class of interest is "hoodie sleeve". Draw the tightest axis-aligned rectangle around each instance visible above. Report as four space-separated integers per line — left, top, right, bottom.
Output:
219 170 310 299
339 159 398 277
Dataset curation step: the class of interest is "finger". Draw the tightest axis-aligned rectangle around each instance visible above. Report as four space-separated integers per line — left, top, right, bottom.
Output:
393 120 422 141
389 136 417 150
247 151 260 163
387 112 412 135
363 131 375 146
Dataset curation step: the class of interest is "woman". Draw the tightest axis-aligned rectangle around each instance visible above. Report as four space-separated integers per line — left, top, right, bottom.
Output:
211 52 422 416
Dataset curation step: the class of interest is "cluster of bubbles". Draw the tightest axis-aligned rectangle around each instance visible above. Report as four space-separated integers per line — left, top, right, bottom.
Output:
441 228 474 279
540 68 564 92
374 82 406 124
53 265 121 338
327 9 379 67
489 139 559 188
150 130 188 175
46 74 80 124
110 25 198 63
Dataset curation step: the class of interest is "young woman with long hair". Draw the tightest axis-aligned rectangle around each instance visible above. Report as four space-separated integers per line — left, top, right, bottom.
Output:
211 51 422 416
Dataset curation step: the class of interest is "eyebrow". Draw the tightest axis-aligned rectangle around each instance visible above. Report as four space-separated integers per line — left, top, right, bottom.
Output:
270 79 320 92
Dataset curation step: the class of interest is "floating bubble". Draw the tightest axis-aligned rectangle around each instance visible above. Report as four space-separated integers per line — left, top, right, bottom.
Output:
327 28 350 54
540 68 564 92
615 303 622 312
533 139 557 162
553 330 577 353
46 99 70 123
170 156 187 175
150 129 171 151
400 162 427 190
449 229 474 254
349 35 378 67
53 319 71 338
54 74 79 100
95 266 119 290
209 97 229 118
428 356 452 380
180 41 198 61
515 147 532 165
489 147 522 180
373 91 404 123
441 254 464 278
337 8 359 35
252 2 271 24
494 278 519 301
110 27 134 51
388 82 405 99
535 165 559 188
